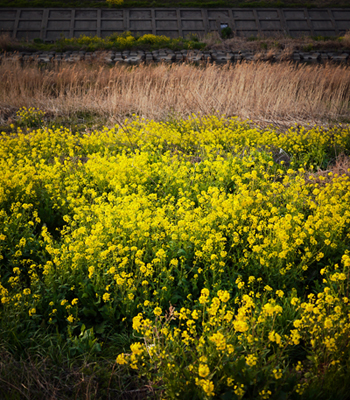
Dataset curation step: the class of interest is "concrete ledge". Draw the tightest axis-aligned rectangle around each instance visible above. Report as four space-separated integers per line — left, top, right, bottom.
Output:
0 8 349 41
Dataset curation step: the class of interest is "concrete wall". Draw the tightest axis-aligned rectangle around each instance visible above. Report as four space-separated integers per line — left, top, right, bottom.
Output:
0 8 349 41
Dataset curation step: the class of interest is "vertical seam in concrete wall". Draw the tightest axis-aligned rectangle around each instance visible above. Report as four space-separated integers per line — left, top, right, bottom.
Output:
124 8 129 31
231 9 238 36
202 8 209 35
70 9 75 38
278 8 289 36
13 9 20 39
228 8 235 34
177 8 183 37
252 9 262 36
97 9 101 37
151 9 156 35
41 8 49 40
328 8 339 35
304 8 315 36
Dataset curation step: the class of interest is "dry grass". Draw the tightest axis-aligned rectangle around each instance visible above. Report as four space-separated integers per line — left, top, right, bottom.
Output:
305 153 350 186
202 31 350 53
0 349 152 400
0 59 350 126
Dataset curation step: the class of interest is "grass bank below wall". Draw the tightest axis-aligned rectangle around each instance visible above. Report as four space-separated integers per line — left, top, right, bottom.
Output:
1 60 350 129
1 110 350 399
1 31 350 59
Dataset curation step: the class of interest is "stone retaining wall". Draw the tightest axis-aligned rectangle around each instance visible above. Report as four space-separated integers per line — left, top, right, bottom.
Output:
0 8 349 41
1 48 348 64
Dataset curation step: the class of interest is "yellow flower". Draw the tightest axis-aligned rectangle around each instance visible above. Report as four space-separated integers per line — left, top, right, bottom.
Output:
153 307 162 316
209 332 226 350
29 308 36 316
67 315 74 323
116 353 128 365
198 363 210 378
103 293 111 302
130 342 144 355
245 354 257 367
217 290 230 303
233 320 249 333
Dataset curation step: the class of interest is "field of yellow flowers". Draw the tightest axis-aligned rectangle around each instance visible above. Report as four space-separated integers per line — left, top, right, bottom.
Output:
1 108 350 399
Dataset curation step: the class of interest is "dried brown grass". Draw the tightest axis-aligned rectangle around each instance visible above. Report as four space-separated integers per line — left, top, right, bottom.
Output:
201 32 349 53
305 153 350 186
0 59 349 126
0 349 151 400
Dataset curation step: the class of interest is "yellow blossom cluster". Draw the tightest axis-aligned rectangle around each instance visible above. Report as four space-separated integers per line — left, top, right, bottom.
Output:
1 114 350 398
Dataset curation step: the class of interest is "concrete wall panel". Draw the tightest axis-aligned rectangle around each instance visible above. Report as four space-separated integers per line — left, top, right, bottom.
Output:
236 20 258 29
232 10 255 19
73 30 96 37
17 30 41 39
1 7 348 41
180 10 202 19
129 10 151 19
130 20 152 29
156 30 178 38
257 10 279 18
75 10 97 18
18 20 41 29
20 10 43 18
0 20 15 29
260 20 282 29
101 20 124 29
75 20 97 29
46 30 70 39
1 10 17 18
48 10 71 19
311 20 334 29
47 20 70 29
101 10 123 18
286 20 310 29
182 20 204 29
156 20 178 29
333 10 350 19
155 10 177 18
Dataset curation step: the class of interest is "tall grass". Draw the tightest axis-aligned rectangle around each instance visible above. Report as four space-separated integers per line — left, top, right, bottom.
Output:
0 60 349 126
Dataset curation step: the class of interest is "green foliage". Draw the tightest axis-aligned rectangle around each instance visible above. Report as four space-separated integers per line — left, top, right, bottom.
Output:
10 32 206 53
16 107 45 129
221 26 233 40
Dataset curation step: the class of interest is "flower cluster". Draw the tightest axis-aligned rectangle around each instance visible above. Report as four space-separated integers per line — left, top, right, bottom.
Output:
1 114 350 398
